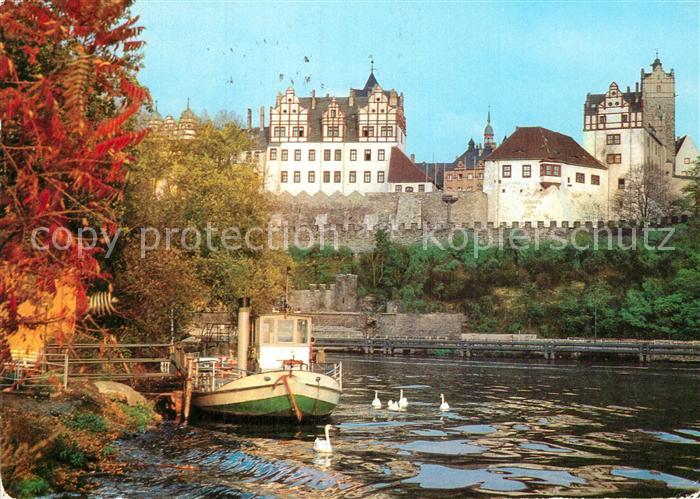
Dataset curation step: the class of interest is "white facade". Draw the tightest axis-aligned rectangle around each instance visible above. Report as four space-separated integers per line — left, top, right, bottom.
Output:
261 78 415 195
264 141 396 195
675 136 699 177
484 159 608 224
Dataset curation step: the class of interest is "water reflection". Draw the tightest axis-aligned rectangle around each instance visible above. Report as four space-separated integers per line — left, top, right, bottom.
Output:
94 356 700 497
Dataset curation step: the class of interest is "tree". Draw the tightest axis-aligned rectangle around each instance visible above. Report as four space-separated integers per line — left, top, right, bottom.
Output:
614 163 674 220
0 0 148 348
110 117 290 340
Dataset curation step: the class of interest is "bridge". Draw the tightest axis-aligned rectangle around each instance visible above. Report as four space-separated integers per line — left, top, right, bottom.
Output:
314 337 700 362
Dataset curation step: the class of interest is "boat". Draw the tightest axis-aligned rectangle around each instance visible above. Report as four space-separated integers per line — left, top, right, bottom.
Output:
190 300 342 421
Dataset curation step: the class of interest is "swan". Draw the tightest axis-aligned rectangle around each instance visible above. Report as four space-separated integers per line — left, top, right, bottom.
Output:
387 399 400 411
439 393 450 412
371 391 382 409
398 389 408 409
313 424 333 454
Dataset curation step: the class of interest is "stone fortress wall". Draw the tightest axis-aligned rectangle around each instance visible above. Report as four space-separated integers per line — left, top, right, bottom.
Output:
268 192 688 253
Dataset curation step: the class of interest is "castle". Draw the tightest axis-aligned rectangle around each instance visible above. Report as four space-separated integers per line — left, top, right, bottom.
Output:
145 99 198 140
244 71 433 195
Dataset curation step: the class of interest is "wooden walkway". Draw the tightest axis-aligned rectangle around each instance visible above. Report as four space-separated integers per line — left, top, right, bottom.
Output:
314 337 700 362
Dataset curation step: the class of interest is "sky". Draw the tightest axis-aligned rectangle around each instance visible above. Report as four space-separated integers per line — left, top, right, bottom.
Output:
133 0 700 162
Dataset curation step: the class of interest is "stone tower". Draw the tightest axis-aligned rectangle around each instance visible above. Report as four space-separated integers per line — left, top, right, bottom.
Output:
641 56 675 161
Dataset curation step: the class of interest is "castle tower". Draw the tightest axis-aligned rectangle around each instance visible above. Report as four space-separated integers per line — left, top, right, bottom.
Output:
483 111 496 150
641 55 675 161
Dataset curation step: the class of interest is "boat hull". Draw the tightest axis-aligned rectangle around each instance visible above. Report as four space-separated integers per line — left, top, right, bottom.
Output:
192 369 341 419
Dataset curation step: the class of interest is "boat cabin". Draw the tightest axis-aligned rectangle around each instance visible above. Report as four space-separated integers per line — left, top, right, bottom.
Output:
254 313 312 371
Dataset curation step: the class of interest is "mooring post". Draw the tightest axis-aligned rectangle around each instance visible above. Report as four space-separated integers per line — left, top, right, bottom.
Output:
183 357 193 424
63 352 69 389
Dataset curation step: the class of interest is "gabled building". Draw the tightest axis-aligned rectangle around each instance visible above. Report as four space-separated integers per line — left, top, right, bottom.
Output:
484 127 608 223
145 100 198 140
258 71 432 195
583 57 675 197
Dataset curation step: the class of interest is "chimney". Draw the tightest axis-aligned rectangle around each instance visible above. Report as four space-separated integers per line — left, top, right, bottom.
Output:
311 89 316 110
349 88 355 107
389 90 398 106
626 85 630 93
259 106 265 131
247 108 252 129
635 82 639 93
410 153 415 163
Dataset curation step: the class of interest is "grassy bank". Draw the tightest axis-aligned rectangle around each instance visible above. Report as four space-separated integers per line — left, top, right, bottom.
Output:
290 221 700 340
1 381 158 497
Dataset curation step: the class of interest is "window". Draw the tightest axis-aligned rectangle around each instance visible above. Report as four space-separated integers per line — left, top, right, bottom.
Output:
364 149 371 161
591 174 600 185
418 184 425 192
309 149 316 161
269 148 277 160
292 126 304 137
522 165 531 178
540 164 561 176
447 174 453 181
621 114 628 123
308 171 315 183
684 157 691 164
276 319 294 343
350 149 357 161
281 149 288 161
349 171 356 183
606 134 621 145
502 165 512 178
334 149 341 161
599 116 606 124
323 171 330 183
324 149 331 161
380 126 394 137
294 149 301 161
606 153 622 164
377 171 385 183
334 171 341 183
364 171 371 183
618 178 626 189
293 171 300 183
395 185 402 192
274 126 286 137
467 173 473 180
405 186 414 193
280 171 288 183
330 109 336 118
362 126 375 137
576 172 585 183
378 149 385 161
245 151 252 161
327 125 340 137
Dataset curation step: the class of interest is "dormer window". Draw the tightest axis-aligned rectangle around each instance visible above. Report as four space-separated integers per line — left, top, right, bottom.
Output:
330 109 336 118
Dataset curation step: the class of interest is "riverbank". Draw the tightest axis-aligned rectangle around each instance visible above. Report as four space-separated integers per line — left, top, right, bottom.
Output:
0 380 159 497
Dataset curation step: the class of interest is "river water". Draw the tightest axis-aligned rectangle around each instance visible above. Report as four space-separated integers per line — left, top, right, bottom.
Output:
95 356 700 497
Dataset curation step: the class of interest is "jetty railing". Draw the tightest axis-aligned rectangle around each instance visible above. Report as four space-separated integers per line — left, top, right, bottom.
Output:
314 337 700 362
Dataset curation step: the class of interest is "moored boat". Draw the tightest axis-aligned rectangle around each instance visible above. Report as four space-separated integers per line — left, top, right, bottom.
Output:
191 302 342 421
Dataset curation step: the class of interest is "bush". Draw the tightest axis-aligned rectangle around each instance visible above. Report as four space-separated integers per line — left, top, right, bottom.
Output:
120 403 155 432
15 476 51 498
67 411 108 433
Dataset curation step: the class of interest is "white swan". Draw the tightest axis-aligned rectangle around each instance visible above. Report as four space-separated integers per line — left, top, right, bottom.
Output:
398 389 408 409
388 399 400 411
313 424 333 453
371 390 382 409
439 393 450 412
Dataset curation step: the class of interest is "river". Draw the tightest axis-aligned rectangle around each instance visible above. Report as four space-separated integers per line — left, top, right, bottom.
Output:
94 356 700 497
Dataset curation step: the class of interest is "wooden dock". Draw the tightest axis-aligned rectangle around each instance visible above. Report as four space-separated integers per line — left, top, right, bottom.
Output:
314 337 700 362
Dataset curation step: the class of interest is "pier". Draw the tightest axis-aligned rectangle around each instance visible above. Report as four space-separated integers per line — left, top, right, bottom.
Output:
314 337 700 362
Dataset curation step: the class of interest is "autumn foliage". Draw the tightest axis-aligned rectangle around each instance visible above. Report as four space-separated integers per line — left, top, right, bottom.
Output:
0 0 149 350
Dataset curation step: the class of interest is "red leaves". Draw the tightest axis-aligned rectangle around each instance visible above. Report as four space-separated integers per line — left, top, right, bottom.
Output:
1 0 149 336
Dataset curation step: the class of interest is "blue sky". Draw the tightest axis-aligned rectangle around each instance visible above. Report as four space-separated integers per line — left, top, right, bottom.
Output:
133 0 700 161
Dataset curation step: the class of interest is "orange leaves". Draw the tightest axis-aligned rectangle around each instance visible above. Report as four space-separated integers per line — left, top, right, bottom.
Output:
0 0 149 338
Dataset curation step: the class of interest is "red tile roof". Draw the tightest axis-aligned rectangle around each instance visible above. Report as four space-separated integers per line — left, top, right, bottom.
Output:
487 127 605 169
388 147 430 183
